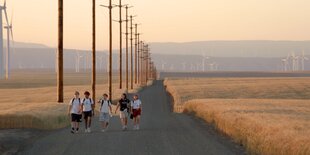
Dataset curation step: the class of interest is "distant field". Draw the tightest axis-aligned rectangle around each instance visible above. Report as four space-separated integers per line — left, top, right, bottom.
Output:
0 70 121 89
164 77 310 107
164 77 310 155
0 70 144 129
160 71 310 79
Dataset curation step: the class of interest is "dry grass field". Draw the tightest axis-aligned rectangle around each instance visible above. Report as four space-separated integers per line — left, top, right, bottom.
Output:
164 77 310 108
0 70 120 89
184 99 310 155
164 77 310 155
0 70 145 129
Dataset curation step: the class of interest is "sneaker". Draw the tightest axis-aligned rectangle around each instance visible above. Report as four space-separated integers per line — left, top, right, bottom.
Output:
85 129 88 133
122 126 126 131
88 128 91 133
136 125 140 130
75 130 79 134
101 129 105 132
70 130 75 134
133 125 137 130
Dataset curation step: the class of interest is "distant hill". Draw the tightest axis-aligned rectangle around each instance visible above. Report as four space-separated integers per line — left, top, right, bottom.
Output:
3 40 310 71
4 40 50 49
149 40 310 57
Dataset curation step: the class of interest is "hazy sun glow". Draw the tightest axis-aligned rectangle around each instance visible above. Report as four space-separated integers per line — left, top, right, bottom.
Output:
6 0 310 50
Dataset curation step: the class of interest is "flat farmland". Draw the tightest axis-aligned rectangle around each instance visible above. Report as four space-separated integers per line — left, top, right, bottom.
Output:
0 70 120 89
0 70 142 129
164 77 310 155
164 77 310 105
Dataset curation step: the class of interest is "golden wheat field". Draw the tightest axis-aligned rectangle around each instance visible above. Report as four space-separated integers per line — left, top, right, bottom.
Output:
164 77 310 155
0 71 143 129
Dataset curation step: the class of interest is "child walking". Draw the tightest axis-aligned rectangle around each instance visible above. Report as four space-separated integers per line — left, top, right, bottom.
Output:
131 95 142 130
98 94 112 132
115 93 131 131
81 91 94 133
68 91 82 134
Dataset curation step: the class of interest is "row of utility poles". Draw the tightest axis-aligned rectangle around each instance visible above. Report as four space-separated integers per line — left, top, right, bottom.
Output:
57 0 157 103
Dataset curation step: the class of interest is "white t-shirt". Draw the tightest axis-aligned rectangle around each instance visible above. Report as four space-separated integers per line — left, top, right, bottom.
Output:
69 98 82 114
100 99 111 113
82 98 94 112
131 99 142 109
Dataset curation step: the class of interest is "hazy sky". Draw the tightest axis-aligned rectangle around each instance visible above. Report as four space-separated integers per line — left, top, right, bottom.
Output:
6 0 310 50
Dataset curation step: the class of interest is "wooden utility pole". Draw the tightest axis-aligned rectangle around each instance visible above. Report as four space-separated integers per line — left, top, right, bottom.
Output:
108 0 112 101
140 41 144 84
57 0 64 103
125 6 129 90
145 44 149 84
117 0 123 89
134 24 138 84
92 0 96 100
101 1 113 100
137 35 140 84
130 15 134 89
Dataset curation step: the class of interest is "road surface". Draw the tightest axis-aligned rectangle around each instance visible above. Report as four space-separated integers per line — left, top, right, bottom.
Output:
19 80 246 155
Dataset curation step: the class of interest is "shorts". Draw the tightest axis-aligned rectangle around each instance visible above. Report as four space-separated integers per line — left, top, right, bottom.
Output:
83 111 92 119
71 113 81 122
132 109 141 118
99 112 110 122
77 114 82 122
120 109 129 119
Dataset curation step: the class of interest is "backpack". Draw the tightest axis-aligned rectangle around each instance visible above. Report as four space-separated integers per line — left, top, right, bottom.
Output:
71 98 81 105
82 98 93 105
100 99 111 111
101 99 111 107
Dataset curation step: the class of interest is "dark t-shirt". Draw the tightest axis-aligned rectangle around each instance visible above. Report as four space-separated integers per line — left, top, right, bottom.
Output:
119 98 130 111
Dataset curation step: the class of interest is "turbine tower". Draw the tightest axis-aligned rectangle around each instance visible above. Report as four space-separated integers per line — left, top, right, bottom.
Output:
202 53 209 72
4 14 13 79
281 58 288 71
75 52 83 73
161 61 166 71
281 54 289 72
0 0 9 79
290 52 297 71
300 51 309 71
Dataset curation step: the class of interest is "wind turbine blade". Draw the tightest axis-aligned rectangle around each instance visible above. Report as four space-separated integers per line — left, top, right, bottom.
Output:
10 12 13 41
4 6 9 27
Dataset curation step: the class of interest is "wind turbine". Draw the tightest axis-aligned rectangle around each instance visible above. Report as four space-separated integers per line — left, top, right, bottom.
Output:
4 12 13 79
0 0 9 79
181 62 186 71
214 63 219 71
295 55 300 71
75 52 83 73
281 54 290 72
209 63 214 71
300 50 309 71
190 63 195 71
161 61 166 71
97 55 104 70
202 53 209 72
281 58 288 71
290 52 298 71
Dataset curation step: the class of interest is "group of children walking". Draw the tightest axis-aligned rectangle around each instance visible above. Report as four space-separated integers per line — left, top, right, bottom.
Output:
68 91 142 134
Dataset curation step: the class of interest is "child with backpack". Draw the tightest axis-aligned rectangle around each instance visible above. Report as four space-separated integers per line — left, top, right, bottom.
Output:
131 95 142 130
98 93 112 132
68 91 82 134
115 93 131 131
81 91 94 133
